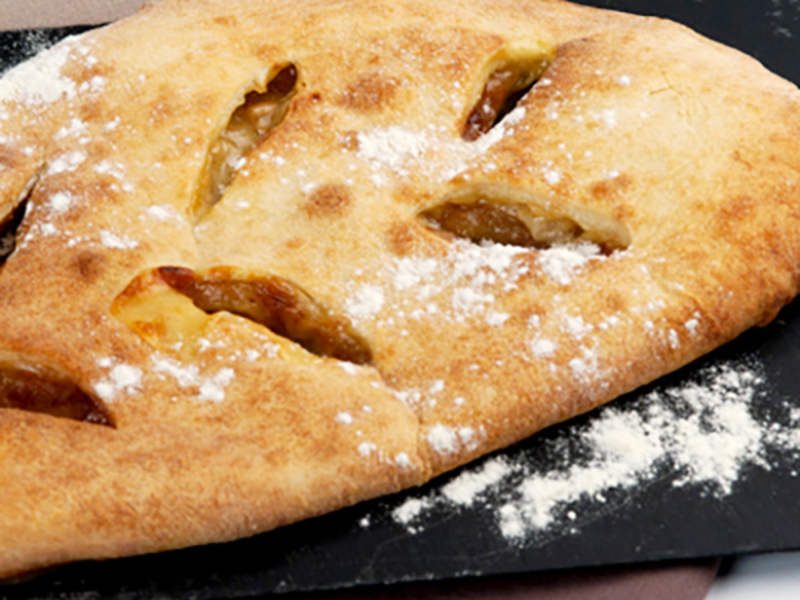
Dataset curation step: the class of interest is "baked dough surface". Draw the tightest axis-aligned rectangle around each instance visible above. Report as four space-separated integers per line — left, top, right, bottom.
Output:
1 0 799 577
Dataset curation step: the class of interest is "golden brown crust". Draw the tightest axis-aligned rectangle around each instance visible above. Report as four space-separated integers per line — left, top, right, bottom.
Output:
1 0 800 577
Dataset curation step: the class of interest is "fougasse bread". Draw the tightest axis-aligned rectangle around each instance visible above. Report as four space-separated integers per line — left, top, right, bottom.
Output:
1 0 799 578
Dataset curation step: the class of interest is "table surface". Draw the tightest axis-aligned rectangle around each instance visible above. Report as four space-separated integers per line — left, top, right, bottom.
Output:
1 2 799 599
707 552 800 599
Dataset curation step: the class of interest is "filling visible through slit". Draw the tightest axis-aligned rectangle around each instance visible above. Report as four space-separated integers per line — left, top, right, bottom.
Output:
115 266 373 365
463 57 548 141
420 186 631 253
0 174 38 266
198 63 298 212
0 363 114 427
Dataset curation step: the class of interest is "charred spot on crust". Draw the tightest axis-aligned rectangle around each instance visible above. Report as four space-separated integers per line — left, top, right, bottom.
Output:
212 15 238 27
463 55 549 141
0 146 20 171
590 173 632 201
197 63 298 214
387 222 419 257
338 72 399 112
0 364 114 427
302 183 352 217
71 250 107 283
148 95 177 126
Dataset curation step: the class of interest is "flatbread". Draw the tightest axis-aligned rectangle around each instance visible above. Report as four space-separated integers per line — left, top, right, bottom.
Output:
1 0 799 578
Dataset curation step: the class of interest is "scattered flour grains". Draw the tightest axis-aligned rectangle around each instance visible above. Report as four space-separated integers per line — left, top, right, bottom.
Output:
382 357 800 543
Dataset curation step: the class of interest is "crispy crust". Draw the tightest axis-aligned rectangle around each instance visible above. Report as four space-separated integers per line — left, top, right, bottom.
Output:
1 0 800 577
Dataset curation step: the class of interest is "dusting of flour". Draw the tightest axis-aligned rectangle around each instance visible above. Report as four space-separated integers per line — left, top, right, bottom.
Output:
379 357 800 542
356 106 526 183
537 243 603 286
0 36 80 106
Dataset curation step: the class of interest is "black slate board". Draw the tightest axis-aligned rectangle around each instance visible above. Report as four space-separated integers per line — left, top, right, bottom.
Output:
2 1 800 597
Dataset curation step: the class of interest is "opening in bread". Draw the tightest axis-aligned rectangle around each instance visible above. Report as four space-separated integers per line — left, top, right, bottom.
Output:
0 173 38 267
463 52 549 141
114 266 373 365
420 183 631 252
0 360 114 427
197 63 298 214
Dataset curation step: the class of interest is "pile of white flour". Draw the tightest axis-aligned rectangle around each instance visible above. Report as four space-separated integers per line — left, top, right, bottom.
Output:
375 357 800 542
